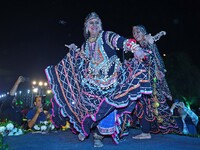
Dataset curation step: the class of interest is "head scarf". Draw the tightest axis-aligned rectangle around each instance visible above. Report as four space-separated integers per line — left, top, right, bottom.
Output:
132 25 147 35
83 12 102 39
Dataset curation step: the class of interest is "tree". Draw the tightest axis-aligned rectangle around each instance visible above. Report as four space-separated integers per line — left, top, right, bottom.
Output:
165 51 200 109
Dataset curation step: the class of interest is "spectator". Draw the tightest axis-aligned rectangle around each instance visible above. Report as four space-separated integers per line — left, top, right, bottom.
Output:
170 99 199 135
27 96 48 129
0 76 25 126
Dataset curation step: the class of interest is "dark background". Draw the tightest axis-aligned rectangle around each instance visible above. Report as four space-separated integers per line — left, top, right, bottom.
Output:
0 0 200 96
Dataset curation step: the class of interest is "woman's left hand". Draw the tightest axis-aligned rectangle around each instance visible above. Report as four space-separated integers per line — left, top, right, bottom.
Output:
134 48 147 61
144 34 154 44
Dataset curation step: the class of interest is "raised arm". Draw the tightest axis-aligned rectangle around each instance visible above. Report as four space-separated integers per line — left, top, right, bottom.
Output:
144 31 166 44
104 31 146 61
170 102 179 114
10 76 25 96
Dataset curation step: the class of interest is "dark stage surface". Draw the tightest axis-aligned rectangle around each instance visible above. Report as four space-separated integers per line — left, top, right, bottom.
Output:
4 129 200 150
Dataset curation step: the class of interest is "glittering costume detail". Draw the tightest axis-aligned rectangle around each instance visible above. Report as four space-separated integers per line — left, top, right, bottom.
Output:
45 31 152 143
124 39 139 53
133 29 180 134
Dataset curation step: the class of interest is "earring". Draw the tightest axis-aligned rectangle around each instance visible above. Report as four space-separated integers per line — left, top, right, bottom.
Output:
86 28 89 34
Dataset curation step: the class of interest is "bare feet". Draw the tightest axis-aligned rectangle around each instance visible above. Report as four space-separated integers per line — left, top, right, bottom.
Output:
93 133 104 147
78 133 86 141
94 139 103 148
132 133 151 139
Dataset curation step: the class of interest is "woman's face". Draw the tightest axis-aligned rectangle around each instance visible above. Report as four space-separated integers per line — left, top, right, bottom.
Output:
87 18 101 37
132 27 145 42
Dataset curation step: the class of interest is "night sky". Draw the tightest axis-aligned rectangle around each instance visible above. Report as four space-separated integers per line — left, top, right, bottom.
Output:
0 0 200 93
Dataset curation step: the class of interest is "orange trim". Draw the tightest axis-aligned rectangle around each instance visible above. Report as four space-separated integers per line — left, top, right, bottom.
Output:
132 69 146 78
114 84 140 99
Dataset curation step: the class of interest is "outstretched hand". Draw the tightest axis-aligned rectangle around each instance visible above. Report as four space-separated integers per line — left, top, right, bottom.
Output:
65 43 80 51
144 34 154 44
134 48 147 61
144 31 167 44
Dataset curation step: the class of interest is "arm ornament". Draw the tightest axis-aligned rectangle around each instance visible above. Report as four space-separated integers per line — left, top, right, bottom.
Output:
123 39 139 53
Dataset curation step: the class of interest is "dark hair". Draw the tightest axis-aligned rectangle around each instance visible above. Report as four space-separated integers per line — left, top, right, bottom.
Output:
132 25 147 35
34 95 41 102
174 99 180 103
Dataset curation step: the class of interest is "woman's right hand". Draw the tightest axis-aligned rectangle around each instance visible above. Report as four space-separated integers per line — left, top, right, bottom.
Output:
65 43 80 51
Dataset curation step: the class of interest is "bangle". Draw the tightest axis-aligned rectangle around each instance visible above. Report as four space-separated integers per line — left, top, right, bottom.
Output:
125 39 138 53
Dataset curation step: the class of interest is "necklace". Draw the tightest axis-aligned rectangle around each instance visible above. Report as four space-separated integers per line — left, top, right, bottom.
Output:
88 37 97 43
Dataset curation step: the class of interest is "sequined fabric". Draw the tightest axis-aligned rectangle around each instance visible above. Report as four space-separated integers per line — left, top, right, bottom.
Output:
45 31 152 140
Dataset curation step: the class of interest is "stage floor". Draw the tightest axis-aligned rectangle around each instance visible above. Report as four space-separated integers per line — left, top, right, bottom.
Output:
4 128 200 150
